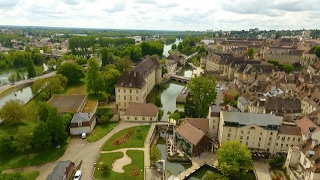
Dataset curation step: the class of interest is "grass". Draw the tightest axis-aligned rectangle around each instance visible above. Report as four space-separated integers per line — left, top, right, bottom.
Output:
0 137 69 171
94 150 144 180
87 122 118 142
1 171 39 180
82 100 98 113
102 126 150 151
87 92 109 101
65 80 86 95
239 171 256 180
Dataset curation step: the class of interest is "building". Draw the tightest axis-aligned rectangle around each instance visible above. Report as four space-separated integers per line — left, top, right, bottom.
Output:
175 119 212 156
219 112 280 154
70 113 97 135
285 139 320 180
274 125 302 154
115 55 162 110
123 103 159 122
47 95 87 114
46 160 74 180
207 105 222 137
234 64 276 81
301 91 320 115
295 117 320 141
264 97 302 116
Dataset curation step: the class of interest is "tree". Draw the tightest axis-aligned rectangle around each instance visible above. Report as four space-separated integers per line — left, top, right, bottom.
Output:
26 53 36 78
42 45 52 53
204 172 228 180
33 122 52 150
0 133 13 154
216 140 253 179
32 53 44 65
312 46 320 58
269 154 286 168
46 107 67 142
0 172 27 180
169 111 180 120
186 75 217 118
101 164 110 176
96 108 114 123
57 62 85 84
32 74 68 100
86 57 104 94
0 99 26 124
171 44 177 50
114 56 133 72
284 64 294 73
247 48 254 59
47 58 57 70
101 65 121 95
8 73 16 83
150 146 162 165
37 101 55 122
100 47 114 66
12 126 33 152
25 45 31 52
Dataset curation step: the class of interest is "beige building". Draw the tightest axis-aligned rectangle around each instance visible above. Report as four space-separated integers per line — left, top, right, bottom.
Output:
70 113 97 135
115 56 162 110
219 111 280 154
234 64 276 81
301 91 320 115
295 117 320 141
207 105 221 138
123 103 159 122
274 125 302 154
285 139 320 180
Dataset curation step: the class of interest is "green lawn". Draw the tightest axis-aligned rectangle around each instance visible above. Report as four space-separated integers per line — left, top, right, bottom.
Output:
23 171 40 180
239 171 256 180
94 150 144 180
0 138 69 171
86 122 118 142
1 171 39 180
102 126 150 151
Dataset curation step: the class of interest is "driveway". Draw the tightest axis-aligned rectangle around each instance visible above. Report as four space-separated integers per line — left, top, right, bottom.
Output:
4 121 150 180
254 159 272 180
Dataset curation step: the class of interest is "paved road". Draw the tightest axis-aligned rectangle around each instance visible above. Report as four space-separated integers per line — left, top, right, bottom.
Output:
0 71 56 94
4 121 150 180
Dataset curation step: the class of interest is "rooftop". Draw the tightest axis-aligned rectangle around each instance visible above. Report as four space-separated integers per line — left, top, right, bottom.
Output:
47 94 87 114
124 103 159 117
278 125 301 136
176 122 205 146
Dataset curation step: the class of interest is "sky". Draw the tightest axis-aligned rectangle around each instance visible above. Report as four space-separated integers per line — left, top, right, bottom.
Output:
0 0 319 31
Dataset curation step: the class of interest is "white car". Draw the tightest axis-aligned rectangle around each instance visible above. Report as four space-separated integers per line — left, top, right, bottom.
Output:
81 133 86 139
74 170 82 180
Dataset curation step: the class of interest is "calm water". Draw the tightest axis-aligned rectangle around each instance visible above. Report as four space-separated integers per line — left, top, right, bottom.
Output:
163 39 183 57
156 143 191 176
0 86 34 109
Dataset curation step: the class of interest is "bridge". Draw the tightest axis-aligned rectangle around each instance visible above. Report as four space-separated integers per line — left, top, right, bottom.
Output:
170 74 190 83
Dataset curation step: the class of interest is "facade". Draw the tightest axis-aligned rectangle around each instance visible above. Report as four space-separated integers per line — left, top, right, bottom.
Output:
123 103 159 122
301 91 320 115
219 112 280 154
207 105 221 137
234 64 276 81
285 139 320 180
274 125 302 154
295 117 320 141
115 55 161 110
70 113 97 135
175 120 212 156
46 160 74 180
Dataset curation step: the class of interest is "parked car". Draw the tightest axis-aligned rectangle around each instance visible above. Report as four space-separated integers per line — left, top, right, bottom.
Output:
74 170 82 180
81 133 86 139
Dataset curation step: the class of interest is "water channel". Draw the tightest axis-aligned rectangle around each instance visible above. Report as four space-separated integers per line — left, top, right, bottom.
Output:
0 86 34 109
163 39 182 57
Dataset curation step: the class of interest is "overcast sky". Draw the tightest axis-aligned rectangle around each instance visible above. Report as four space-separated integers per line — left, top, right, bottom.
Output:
0 0 318 31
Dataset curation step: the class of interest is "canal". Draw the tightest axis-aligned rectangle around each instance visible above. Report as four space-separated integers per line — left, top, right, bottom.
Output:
163 39 183 57
0 86 34 109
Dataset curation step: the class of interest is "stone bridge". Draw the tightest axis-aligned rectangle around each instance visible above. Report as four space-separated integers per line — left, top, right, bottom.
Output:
170 75 190 83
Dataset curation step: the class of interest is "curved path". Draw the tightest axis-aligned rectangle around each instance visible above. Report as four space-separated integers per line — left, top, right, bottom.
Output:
101 148 143 173
3 121 150 180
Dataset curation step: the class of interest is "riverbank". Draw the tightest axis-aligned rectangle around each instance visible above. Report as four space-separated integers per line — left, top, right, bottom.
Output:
0 82 33 101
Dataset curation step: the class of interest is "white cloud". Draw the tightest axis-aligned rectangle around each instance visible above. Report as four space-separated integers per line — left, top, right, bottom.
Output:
0 0 318 31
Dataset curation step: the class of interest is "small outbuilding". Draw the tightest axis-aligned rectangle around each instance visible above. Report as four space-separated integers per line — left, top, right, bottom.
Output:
124 103 159 122
70 112 97 135
46 160 74 180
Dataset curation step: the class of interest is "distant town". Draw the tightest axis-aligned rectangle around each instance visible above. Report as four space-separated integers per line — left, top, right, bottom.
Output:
0 26 320 180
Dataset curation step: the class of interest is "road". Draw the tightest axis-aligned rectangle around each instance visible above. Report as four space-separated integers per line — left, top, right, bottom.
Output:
3 121 150 180
0 71 56 94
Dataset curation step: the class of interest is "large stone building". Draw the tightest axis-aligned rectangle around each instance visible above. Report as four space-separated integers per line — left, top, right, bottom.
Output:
219 111 280 155
115 56 162 110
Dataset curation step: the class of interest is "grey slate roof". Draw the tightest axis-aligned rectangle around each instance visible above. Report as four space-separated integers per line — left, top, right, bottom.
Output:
222 111 279 127
238 96 248 105
46 160 72 180
71 113 94 123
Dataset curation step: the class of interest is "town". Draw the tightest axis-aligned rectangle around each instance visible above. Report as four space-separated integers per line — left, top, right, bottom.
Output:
0 25 320 180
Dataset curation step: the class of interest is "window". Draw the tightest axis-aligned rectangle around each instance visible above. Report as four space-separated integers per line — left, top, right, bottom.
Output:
136 90 138 94
247 131 250 134
277 136 280 140
267 148 270 152
269 137 272 141
259 137 262 141
118 95 120 100
281 144 283 147
130 96 132 101
293 138 295 141
240 136 243 140
124 103 126 107
276 143 278 146
213 126 215 129
298 138 301 142
270 132 273 135
124 89 126 93
150 117 152 121
228 128 231 132
130 89 132 93
286 144 288 147
260 132 263 136
287 137 290 141
78 122 82 127
124 96 126 100
142 117 145 120
228 134 231 137
258 143 261 147
246 141 248 145
135 117 137 120
136 97 139 101
118 89 120 93
240 141 242 144
241 131 244 134
268 142 271 146
246 136 249 140
127 117 130 120
281 137 285 141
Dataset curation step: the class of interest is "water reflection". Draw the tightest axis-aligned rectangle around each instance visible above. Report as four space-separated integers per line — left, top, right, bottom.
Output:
0 86 34 109
163 39 183 57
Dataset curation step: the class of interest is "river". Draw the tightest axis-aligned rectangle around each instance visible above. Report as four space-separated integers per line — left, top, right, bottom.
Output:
163 38 183 57
0 86 34 109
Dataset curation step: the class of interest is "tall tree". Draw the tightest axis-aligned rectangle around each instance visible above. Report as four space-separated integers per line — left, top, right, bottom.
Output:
46 107 67 143
150 146 162 166
100 47 114 66
47 58 57 70
216 141 253 179
57 62 85 84
185 75 217 118
86 57 102 94
12 126 33 152
247 48 254 59
114 56 133 72
33 122 52 150
0 133 13 154
32 74 68 100
26 53 36 78
32 52 44 65
101 65 121 95
204 172 228 180
0 99 26 124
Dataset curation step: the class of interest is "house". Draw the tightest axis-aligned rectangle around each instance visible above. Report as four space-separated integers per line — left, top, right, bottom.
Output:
166 54 181 66
46 160 74 180
207 105 222 137
285 139 320 180
307 62 320 75
235 64 276 81
70 113 97 135
264 97 302 116
219 111 280 155
274 125 302 154
175 119 212 156
301 91 320 115
47 95 87 114
123 103 159 122
115 55 162 110
295 117 320 141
